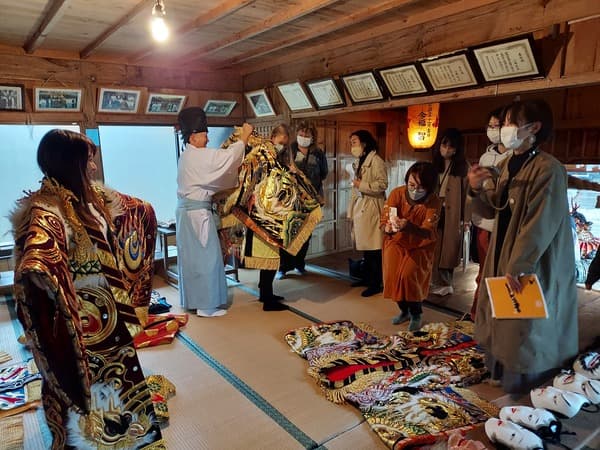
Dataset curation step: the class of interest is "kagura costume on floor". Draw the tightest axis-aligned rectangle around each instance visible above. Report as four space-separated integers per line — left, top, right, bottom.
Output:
218 131 322 271
12 178 165 449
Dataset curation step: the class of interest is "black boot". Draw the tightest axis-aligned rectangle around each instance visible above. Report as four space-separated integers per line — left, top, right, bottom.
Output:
263 300 289 311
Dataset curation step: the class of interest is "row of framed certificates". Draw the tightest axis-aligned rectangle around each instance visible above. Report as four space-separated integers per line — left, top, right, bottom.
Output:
245 35 541 117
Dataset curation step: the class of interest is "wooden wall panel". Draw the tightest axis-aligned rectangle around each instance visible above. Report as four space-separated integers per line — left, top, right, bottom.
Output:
564 18 600 77
243 0 600 89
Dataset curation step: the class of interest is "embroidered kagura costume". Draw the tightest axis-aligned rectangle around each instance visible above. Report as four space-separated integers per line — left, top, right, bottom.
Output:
12 178 165 449
218 131 322 269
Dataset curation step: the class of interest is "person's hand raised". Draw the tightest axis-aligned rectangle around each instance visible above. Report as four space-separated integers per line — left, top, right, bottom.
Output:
468 163 493 190
240 123 254 144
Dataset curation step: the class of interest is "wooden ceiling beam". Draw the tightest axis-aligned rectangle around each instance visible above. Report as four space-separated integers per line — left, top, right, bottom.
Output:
217 0 417 68
241 0 500 75
130 0 257 63
24 0 70 54
80 0 155 59
180 0 341 64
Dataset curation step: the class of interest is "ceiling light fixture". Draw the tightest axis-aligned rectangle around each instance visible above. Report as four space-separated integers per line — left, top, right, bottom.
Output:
151 0 169 43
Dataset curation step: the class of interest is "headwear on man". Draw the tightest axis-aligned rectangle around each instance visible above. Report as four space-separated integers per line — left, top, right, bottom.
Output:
178 107 208 143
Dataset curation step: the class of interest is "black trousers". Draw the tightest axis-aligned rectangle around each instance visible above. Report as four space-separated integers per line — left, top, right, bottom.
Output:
363 249 382 290
258 269 276 300
397 301 423 315
279 236 311 272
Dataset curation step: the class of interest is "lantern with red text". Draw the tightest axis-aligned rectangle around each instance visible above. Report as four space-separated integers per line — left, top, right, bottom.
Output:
407 103 440 150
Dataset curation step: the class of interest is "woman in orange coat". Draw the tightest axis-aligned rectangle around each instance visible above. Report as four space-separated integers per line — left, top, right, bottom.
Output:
381 162 441 330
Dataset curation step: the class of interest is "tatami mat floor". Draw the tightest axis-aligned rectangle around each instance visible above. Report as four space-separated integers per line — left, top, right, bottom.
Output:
1 254 598 449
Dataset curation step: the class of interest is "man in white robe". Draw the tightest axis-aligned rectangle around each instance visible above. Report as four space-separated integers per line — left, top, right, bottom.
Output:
176 106 253 317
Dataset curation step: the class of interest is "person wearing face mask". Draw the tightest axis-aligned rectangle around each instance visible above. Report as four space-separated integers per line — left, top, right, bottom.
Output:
381 162 441 330
430 128 469 297
176 107 254 317
466 107 511 319
348 129 389 297
277 121 328 279
467 99 577 394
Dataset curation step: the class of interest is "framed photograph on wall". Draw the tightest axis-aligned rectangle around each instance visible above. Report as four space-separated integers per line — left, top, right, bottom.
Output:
245 89 276 117
204 99 237 117
0 84 24 111
377 64 428 97
420 53 478 91
98 88 141 113
276 81 313 111
146 93 187 114
472 36 540 82
34 88 82 111
341 71 385 103
305 77 345 109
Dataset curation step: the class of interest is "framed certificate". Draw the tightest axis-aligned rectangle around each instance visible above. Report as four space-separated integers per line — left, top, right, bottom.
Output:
341 71 385 103
305 78 346 109
276 81 313 111
420 53 478 91
473 36 540 82
377 64 428 97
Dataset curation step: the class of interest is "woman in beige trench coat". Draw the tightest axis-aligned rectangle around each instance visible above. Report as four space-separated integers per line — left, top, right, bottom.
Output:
348 130 388 297
468 99 578 394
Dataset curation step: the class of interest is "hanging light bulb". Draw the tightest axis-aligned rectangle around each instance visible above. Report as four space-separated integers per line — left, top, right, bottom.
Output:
151 0 169 42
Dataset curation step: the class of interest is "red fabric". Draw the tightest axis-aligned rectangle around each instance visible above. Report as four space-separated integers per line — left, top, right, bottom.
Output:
324 361 397 382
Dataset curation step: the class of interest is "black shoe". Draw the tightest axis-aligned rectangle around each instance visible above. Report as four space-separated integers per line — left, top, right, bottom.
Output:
258 294 285 303
351 280 367 287
361 287 382 297
263 302 289 311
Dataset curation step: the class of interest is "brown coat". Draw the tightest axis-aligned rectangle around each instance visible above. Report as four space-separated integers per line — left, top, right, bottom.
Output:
381 186 441 302
473 150 578 373
435 172 468 269
348 151 388 250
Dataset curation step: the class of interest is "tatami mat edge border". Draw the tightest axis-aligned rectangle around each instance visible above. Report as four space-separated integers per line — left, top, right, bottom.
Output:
176 331 326 450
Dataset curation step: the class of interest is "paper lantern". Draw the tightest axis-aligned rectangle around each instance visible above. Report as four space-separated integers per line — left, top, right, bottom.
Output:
407 103 440 149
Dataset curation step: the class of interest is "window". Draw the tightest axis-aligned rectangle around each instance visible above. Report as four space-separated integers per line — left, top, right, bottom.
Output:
99 125 178 225
0 124 80 246
99 125 235 225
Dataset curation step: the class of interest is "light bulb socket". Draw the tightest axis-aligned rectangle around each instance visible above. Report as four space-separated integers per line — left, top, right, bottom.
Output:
152 0 165 16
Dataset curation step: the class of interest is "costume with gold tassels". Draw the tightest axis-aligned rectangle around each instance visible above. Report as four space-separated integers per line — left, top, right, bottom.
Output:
11 178 166 449
216 129 322 270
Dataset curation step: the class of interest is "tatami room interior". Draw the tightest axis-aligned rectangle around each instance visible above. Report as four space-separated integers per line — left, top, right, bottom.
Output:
1 252 599 449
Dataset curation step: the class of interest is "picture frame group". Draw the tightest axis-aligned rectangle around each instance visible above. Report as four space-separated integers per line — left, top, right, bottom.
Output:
35 88 82 112
0 85 24 111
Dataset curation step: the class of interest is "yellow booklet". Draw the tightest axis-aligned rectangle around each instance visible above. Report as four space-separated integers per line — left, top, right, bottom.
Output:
485 274 548 319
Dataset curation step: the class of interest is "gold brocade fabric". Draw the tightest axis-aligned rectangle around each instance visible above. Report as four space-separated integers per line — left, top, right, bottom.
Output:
11 179 165 449
285 321 496 449
216 131 322 269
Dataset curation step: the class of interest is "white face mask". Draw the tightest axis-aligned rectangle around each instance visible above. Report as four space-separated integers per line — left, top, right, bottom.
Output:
296 135 312 148
350 146 363 158
408 188 427 201
501 124 534 150
274 143 284 152
486 127 501 144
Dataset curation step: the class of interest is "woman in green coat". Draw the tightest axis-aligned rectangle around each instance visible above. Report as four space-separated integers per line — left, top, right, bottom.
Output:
467 99 578 394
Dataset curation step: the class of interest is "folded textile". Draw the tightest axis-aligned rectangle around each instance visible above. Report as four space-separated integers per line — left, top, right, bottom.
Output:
146 374 176 423
133 313 189 349
285 320 495 449
0 360 42 419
